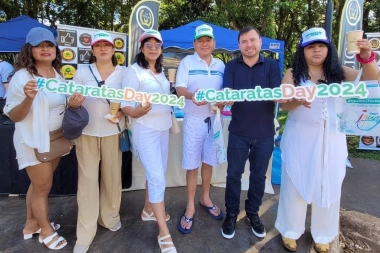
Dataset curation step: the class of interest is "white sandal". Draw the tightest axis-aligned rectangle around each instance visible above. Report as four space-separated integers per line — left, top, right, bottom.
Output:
23 222 61 240
38 232 67 250
141 210 170 222
157 234 177 253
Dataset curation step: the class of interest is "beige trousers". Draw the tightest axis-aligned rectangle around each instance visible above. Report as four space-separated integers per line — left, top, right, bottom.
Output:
75 134 122 246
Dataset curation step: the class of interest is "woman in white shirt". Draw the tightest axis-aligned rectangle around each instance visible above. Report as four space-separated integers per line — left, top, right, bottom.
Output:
276 27 380 253
72 31 125 253
121 30 176 253
4 27 83 250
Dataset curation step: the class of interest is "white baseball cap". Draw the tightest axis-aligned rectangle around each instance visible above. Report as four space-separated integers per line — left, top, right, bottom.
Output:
91 31 114 46
194 24 214 40
300 27 329 47
138 29 163 43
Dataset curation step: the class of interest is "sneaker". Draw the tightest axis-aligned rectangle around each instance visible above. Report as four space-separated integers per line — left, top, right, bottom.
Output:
247 212 266 238
221 214 237 239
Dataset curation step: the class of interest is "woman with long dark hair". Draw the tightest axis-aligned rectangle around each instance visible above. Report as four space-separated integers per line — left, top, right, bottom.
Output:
4 27 83 250
121 30 176 253
72 31 125 253
276 27 380 253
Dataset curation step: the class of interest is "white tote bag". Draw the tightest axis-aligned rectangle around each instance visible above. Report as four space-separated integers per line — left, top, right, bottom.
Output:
213 108 227 165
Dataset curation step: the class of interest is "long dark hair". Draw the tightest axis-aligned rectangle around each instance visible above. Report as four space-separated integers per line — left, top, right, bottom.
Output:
292 42 344 86
15 43 62 76
134 37 163 73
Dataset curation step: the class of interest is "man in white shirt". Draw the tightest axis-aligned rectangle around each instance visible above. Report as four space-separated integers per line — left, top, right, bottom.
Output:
175 24 225 234
0 59 14 114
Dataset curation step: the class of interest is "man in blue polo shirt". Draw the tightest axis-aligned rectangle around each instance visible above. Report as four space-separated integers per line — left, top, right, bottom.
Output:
176 24 225 234
221 26 281 239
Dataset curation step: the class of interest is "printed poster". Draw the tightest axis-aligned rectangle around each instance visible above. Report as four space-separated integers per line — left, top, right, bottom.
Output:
336 81 380 150
57 24 128 80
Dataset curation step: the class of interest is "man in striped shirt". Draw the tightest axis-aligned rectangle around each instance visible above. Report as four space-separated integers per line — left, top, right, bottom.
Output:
175 24 225 234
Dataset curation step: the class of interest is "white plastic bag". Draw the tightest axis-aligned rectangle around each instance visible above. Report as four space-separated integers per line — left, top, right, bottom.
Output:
213 108 227 165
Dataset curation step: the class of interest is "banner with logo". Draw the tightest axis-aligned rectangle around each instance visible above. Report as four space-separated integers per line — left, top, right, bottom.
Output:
337 0 364 69
57 24 128 79
128 0 160 65
336 82 380 138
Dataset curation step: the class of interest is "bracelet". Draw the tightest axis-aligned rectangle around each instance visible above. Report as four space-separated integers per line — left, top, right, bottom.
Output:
356 51 375 64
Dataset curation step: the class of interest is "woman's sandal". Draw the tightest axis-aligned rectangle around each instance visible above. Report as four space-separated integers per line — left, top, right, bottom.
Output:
23 222 61 240
281 236 297 252
157 234 177 253
314 242 330 253
141 210 170 222
38 232 67 250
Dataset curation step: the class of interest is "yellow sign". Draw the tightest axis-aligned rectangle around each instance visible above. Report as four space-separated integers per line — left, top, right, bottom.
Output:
369 38 380 50
61 48 76 62
115 52 125 65
114 38 125 50
61 65 76 79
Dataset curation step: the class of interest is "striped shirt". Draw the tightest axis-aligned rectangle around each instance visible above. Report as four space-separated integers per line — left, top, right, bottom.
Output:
176 52 224 116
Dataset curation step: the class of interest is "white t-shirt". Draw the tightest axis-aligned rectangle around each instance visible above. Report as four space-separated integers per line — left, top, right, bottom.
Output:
73 63 126 137
121 63 171 131
175 52 225 117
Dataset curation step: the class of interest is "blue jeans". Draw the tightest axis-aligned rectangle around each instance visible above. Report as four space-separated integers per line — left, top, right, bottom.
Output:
225 132 274 216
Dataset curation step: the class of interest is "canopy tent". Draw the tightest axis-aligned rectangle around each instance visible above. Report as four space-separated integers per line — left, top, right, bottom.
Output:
0 15 57 53
160 20 285 75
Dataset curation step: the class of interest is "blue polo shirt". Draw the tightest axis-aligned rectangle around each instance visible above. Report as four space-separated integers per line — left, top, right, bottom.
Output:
223 55 281 138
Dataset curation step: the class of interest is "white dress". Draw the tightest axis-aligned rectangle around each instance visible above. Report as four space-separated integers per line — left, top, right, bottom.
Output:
280 80 347 208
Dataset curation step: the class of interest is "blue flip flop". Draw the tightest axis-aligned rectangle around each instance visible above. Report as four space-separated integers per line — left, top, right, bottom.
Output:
200 203 224 220
178 210 194 234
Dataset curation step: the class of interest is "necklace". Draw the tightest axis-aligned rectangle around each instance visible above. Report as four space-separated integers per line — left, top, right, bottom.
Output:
37 68 55 78
309 70 325 83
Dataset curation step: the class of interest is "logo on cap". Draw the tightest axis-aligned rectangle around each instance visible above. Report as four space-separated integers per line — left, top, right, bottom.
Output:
94 33 110 39
305 31 322 38
198 28 211 33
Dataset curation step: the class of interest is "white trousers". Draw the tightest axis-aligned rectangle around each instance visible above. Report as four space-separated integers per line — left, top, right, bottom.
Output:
134 122 169 203
275 169 340 244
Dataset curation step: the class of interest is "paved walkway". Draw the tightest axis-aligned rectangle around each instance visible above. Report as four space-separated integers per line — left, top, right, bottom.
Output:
0 158 379 253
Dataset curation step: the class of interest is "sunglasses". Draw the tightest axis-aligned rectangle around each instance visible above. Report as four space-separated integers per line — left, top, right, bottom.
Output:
144 42 162 50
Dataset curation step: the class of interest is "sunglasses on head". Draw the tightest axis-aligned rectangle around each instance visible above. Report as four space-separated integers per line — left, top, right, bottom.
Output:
144 42 162 50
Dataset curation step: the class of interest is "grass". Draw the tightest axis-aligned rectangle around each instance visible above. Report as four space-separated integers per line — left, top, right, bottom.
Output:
277 110 380 161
